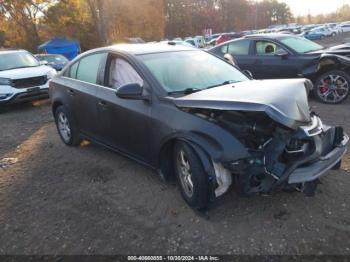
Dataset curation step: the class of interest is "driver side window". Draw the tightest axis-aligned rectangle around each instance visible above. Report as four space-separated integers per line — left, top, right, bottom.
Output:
108 58 144 89
255 40 286 55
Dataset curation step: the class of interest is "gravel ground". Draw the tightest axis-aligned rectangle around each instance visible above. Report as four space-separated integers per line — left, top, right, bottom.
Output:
0 99 349 256
0 36 350 256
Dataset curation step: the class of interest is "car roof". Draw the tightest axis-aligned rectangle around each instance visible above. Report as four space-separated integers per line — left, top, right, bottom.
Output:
88 43 197 56
0 49 28 55
244 34 293 40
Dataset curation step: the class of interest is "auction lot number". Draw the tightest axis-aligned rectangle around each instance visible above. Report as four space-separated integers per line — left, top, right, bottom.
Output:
127 256 220 261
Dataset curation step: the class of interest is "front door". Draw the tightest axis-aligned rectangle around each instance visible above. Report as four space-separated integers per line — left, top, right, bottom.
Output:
96 55 152 162
251 40 299 79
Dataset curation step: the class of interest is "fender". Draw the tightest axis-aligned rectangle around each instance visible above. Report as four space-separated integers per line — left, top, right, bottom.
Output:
302 54 350 81
319 53 350 66
185 140 218 201
159 130 249 164
158 131 248 201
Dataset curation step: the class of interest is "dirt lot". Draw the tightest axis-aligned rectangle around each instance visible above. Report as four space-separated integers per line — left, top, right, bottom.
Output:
0 99 350 256
1 37 350 256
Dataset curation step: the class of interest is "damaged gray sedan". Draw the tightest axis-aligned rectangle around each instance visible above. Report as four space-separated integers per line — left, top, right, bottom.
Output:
50 44 348 210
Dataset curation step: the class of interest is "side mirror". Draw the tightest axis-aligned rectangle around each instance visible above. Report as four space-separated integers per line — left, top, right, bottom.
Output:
116 83 149 100
224 53 237 66
274 49 289 59
243 70 254 79
40 60 48 65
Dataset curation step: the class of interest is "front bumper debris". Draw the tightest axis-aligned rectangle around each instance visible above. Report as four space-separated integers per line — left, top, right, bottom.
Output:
288 133 348 184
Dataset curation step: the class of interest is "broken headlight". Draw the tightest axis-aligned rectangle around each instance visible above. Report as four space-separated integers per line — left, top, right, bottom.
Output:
284 139 310 161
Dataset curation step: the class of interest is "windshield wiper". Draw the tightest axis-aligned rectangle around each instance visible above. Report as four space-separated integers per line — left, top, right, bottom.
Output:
167 80 238 96
168 88 202 95
205 80 237 90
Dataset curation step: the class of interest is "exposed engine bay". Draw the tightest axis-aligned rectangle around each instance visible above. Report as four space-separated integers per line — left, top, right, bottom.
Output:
188 108 348 197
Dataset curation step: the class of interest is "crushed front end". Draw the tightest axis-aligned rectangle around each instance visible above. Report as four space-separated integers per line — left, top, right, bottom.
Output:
186 108 349 197
219 112 348 196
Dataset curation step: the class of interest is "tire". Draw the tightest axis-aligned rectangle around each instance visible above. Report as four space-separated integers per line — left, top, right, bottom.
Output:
314 70 350 104
54 105 81 146
320 35 325 39
173 142 209 210
332 32 336 37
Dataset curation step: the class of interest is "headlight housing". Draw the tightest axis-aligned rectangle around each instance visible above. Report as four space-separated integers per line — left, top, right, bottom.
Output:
0 77 12 86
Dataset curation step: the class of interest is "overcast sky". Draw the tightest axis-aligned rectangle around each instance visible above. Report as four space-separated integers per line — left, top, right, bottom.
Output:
276 0 350 16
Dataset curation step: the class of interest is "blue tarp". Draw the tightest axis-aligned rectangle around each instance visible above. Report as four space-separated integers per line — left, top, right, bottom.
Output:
38 37 80 60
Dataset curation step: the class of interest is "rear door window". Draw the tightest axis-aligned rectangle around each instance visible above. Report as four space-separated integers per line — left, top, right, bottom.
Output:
76 53 105 84
211 44 228 57
227 39 250 55
69 62 79 78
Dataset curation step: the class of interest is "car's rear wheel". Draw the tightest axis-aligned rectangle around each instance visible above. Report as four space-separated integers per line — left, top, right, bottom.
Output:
174 142 209 210
314 70 350 104
54 105 80 146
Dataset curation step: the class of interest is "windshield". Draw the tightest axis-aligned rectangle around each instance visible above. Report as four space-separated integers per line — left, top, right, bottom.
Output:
139 50 248 94
280 36 323 53
0 52 39 71
37 55 68 63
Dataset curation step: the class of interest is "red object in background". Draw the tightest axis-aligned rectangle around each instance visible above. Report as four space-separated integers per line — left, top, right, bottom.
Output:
215 33 243 45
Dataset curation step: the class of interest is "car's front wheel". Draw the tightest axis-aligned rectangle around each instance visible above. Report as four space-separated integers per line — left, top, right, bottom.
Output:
174 142 209 210
314 70 350 104
54 105 81 146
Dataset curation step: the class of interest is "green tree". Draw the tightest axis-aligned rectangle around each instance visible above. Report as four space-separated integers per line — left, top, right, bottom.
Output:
43 0 99 50
256 0 293 28
0 0 56 51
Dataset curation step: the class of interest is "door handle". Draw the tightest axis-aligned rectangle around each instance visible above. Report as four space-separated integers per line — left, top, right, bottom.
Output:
67 89 75 96
98 100 108 109
254 60 262 65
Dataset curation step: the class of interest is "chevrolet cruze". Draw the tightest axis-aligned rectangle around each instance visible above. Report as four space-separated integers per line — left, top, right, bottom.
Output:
50 43 348 210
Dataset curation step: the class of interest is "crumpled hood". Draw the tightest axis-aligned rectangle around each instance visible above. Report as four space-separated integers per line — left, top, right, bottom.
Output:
173 79 312 130
0 65 53 80
307 47 350 57
327 44 350 51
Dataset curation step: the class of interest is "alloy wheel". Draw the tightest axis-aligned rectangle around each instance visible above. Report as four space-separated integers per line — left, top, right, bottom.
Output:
57 112 71 143
317 74 349 103
177 150 194 198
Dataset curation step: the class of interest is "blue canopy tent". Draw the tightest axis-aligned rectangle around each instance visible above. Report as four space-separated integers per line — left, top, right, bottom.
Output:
38 37 80 60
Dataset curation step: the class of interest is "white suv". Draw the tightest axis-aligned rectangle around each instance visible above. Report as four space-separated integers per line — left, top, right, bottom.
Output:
0 49 56 105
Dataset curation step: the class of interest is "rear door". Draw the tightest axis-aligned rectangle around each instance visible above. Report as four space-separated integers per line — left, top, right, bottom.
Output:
210 39 255 72
226 39 255 72
96 53 153 162
64 52 107 138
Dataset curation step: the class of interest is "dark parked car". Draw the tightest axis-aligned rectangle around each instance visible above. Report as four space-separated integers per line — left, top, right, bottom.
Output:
35 54 69 71
50 43 348 210
209 34 350 104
